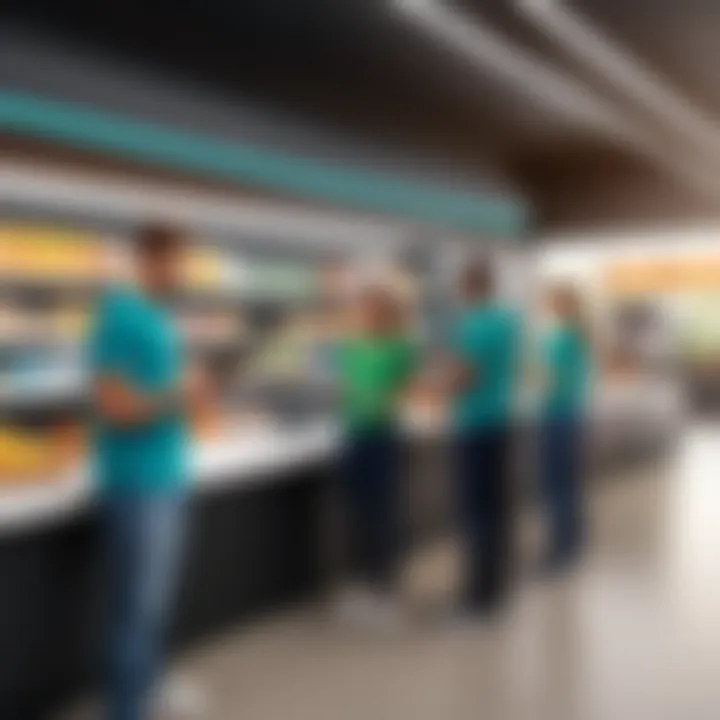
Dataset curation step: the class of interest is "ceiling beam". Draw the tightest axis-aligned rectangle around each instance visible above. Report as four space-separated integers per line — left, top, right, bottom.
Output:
393 0 720 202
518 0 720 162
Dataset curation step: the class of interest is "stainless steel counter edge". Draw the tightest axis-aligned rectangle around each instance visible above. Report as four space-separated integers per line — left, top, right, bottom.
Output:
0 380 685 537
0 423 339 539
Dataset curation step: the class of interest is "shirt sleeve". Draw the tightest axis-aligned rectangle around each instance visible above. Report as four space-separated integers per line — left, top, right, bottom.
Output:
450 320 470 361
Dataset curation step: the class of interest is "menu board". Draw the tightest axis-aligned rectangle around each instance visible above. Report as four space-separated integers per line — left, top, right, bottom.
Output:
604 256 720 296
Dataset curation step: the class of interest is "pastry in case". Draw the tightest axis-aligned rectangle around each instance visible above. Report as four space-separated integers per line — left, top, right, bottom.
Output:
0 226 104 281
183 248 223 290
0 427 65 484
0 419 86 485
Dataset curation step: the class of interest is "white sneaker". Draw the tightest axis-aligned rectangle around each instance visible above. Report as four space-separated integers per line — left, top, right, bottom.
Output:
334 586 407 632
154 673 209 719
334 585 377 627
53 675 208 720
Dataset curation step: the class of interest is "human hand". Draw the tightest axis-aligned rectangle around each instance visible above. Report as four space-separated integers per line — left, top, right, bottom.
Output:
182 363 214 410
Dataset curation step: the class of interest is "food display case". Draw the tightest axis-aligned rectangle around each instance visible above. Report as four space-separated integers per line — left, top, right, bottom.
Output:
0 221 338 460
0 207 351 715
0 201 682 716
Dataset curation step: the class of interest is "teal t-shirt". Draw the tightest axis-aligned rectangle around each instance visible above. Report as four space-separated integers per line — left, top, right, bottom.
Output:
543 324 590 419
452 304 521 432
87 287 188 494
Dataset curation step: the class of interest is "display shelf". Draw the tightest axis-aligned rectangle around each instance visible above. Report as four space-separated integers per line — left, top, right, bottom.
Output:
0 370 86 408
0 276 319 304
0 363 325 409
0 336 80 351
0 334 248 353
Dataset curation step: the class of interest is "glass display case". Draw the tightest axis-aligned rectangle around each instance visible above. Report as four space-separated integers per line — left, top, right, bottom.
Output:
0 216 342 487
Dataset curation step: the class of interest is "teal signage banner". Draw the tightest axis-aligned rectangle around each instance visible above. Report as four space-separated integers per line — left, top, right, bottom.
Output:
0 91 530 235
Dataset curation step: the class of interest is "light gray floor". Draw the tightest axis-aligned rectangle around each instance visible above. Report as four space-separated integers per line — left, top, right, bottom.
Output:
162 424 720 720
64 424 720 719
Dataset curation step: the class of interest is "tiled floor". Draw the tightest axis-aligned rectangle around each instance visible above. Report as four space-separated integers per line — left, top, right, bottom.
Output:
74 425 720 719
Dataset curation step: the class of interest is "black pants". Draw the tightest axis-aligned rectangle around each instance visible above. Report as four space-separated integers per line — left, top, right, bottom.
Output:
455 426 513 611
341 430 401 591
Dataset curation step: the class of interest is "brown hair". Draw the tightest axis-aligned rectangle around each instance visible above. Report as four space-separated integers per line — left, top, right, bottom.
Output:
459 257 495 301
359 284 406 336
135 222 186 259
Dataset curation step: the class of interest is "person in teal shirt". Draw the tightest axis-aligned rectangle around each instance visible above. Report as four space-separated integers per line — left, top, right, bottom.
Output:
88 224 207 720
89 284 188 494
448 259 521 615
452 298 520 433
539 283 591 572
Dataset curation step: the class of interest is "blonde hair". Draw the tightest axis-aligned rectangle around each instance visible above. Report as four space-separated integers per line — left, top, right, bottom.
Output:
551 283 592 344
358 284 407 336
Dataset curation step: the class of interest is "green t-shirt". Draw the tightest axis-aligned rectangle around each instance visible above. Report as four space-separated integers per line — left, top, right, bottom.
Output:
87 287 188 494
336 336 415 432
543 324 590 418
452 304 521 432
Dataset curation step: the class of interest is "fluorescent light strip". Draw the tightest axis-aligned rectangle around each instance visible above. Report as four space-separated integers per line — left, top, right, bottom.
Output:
393 0 720 200
519 0 720 158
393 0 623 133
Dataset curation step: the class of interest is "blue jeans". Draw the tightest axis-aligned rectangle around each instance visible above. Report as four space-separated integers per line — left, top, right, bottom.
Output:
455 426 513 611
341 429 401 591
540 417 584 564
103 491 187 720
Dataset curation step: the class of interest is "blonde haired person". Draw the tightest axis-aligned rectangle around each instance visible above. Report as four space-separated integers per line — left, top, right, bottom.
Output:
334 284 416 623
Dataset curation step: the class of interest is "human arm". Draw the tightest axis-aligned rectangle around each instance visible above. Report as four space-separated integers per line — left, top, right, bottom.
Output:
444 319 481 396
93 375 180 425
87 295 194 426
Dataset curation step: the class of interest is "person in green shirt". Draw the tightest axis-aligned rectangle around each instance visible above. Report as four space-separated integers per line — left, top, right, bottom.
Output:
539 283 592 572
334 284 416 618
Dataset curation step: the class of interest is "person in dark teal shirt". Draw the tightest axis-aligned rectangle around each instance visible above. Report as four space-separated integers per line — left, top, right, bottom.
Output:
88 224 207 720
539 283 592 572
452 300 520 432
448 259 521 615
89 284 188 494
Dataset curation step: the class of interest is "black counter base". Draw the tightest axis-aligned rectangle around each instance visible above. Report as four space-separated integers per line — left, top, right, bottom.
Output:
0 466 329 719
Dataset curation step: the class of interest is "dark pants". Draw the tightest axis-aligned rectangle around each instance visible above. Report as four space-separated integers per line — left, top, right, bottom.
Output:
540 416 584 566
341 429 401 591
455 426 513 612
103 491 187 720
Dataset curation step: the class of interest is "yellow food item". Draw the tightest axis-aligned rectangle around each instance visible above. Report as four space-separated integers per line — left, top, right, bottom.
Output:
0 425 81 483
184 248 223 289
0 427 53 480
0 226 103 280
